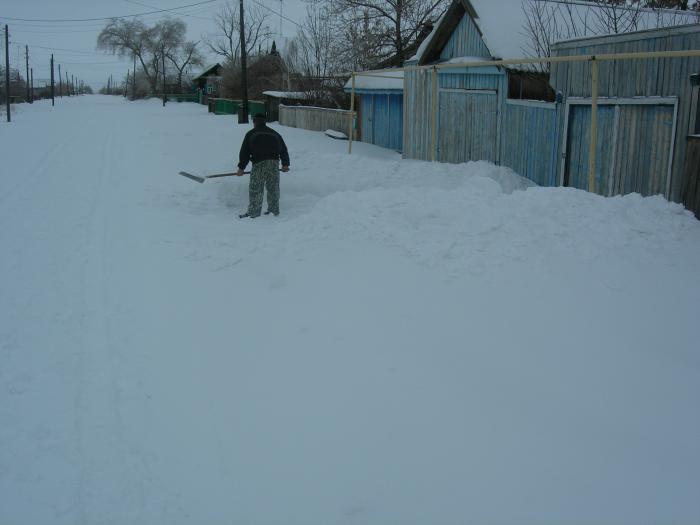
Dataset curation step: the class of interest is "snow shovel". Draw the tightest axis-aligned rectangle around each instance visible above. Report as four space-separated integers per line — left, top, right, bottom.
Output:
178 171 250 184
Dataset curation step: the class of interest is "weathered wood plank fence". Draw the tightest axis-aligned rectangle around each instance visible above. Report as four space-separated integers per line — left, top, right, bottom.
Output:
682 137 700 219
500 100 559 187
279 104 357 139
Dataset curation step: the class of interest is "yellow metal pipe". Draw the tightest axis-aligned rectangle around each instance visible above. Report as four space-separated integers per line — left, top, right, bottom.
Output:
344 48 700 158
341 48 700 78
589 58 599 194
431 67 438 162
348 74 355 155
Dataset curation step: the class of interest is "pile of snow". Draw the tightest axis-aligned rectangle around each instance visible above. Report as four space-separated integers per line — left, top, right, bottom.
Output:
324 129 348 140
1 96 699 525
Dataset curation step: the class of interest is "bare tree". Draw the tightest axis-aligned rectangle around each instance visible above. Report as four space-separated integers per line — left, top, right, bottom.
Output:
589 0 645 34
166 41 203 93
523 0 699 64
149 19 187 92
327 0 449 64
205 2 274 66
98 18 189 93
97 19 158 90
333 7 387 71
290 5 337 79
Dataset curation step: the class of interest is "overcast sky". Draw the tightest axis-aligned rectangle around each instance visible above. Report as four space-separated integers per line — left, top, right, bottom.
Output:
1 0 306 89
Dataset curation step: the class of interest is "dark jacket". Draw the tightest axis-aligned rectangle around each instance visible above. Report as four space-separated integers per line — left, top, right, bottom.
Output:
238 124 290 170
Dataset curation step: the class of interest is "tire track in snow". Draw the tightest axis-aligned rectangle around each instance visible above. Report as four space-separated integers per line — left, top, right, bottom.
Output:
74 126 140 522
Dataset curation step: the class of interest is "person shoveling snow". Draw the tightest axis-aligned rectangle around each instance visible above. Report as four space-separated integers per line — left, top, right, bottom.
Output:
236 113 290 218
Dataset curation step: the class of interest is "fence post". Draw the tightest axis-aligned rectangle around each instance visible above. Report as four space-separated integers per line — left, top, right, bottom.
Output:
348 73 355 154
132 54 136 100
4 25 10 122
588 57 599 194
25 45 30 103
431 66 438 161
162 51 166 107
50 54 54 107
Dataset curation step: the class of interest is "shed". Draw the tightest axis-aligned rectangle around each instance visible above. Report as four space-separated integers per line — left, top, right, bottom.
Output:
402 0 700 210
262 91 313 121
345 70 404 151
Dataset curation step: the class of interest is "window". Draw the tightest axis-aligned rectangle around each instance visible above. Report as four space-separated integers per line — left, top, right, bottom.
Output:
508 70 555 102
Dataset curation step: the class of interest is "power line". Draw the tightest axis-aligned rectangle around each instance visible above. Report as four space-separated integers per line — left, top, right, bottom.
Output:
534 0 700 16
10 28 105 34
247 0 302 29
14 43 110 55
122 0 215 21
0 0 221 23
59 60 127 65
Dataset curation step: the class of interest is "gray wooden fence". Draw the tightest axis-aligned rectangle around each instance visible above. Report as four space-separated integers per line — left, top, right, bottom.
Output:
500 100 559 187
279 104 357 139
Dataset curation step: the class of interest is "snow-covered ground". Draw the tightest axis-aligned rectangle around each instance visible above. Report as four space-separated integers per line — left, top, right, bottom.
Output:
1 96 699 525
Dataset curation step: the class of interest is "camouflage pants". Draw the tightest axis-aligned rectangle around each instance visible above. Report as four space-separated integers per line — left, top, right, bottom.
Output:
247 159 280 217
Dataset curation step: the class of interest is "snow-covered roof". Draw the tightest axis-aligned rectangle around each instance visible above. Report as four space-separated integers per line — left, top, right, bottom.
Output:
412 0 700 64
263 91 313 100
193 63 222 80
343 70 404 92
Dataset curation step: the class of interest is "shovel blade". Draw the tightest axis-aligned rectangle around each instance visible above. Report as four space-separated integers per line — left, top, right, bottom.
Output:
179 171 206 183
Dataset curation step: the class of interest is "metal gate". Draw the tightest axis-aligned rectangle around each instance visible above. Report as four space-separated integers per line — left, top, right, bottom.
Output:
561 97 678 197
438 89 498 163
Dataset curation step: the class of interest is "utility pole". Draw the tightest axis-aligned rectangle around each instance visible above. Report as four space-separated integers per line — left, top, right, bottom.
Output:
71 74 74 95
30 67 33 102
58 64 63 97
162 50 166 106
50 54 54 106
25 45 29 103
4 25 10 122
238 0 249 123
132 54 136 100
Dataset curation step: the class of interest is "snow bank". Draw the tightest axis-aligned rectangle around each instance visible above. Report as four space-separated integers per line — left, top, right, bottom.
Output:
1 96 699 525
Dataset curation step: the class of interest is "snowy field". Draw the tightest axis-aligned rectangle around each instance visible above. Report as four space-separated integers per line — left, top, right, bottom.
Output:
1 95 699 525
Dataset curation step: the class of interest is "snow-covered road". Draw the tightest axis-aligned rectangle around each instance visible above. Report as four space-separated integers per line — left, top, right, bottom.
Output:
1 96 699 524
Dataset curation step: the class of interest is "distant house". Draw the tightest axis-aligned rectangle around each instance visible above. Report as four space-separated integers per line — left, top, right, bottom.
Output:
401 0 700 212
193 63 223 102
344 70 404 152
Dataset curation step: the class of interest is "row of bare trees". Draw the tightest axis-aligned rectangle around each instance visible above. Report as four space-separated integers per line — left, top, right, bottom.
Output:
97 18 203 95
95 0 700 104
195 0 447 106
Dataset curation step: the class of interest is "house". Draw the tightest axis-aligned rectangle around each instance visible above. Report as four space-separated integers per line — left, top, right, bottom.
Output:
401 0 700 211
344 70 404 151
192 63 223 102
